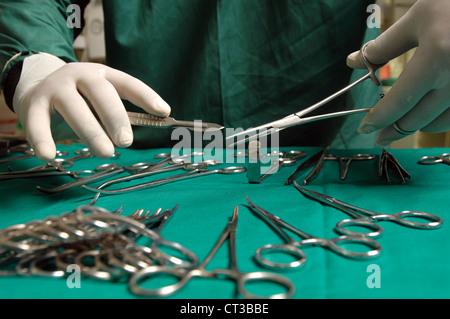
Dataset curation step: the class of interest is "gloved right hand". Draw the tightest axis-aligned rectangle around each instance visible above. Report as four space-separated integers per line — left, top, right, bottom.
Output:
12 53 171 161
346 0 450 146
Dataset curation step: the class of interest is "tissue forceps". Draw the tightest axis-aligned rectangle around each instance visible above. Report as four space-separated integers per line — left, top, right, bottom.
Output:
294 183 443 238
128 112 224 132
129 206 295 299
226 42 382 145
246 196 381 270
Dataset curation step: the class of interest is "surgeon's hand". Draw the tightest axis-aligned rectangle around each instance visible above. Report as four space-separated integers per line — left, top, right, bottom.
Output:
347 0 450 146
12 53 171 161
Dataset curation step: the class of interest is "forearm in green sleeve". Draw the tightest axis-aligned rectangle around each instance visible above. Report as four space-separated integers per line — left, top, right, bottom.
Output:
0 0 86 89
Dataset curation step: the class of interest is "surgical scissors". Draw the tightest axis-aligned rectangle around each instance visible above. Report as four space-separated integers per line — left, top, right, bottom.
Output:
418 153 450 166
324 153 375 180
294 182 443 238
83 165 246 196
226 42 382 145
246 196 381 270
128 206 295 299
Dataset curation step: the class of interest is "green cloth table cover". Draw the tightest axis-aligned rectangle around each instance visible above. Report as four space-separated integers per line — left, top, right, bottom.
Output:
0 143 449 299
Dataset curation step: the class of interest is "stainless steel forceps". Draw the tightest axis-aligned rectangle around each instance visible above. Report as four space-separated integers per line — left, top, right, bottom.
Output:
226 42 382 145
294 182 443 238
246 196 381 270
128 206 295 299
128 112 224 132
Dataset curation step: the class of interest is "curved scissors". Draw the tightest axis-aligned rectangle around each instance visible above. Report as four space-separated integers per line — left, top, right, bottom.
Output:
246 196 381 270
129 206 295 299
294 182 443 238
324 153 375 180
418 153 450 166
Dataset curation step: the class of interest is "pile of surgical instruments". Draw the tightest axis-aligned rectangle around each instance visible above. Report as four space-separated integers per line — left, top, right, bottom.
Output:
0 146 247 200
0 205 197 280
0 204 295 299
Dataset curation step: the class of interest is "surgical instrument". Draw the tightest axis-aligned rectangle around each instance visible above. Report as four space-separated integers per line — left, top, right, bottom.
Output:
260 150 306 181
37 152 204 195
294 182 443 238
226 42 382 145
0 149 120 181
0 150 69 165
378 148 410 184
128 111 224 132
36 163 123 194
128 206 295 299
123 151 204 174
0 148 94 178
285 147 328 185
324 153 375 180
86 159 220 205
83 165 246 196
0 143 31 158
116 205 198 268
0 136 28 154
246 196 381 270
418 153 450 166
0 205 198 281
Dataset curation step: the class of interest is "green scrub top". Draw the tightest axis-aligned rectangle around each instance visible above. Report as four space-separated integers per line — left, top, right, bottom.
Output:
0 0 381 149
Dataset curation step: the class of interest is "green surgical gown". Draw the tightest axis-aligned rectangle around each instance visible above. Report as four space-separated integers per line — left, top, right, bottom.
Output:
0 0 381 148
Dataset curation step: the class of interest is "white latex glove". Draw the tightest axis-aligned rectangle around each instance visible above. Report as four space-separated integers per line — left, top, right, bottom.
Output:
12 53 170 161
347 0 450 146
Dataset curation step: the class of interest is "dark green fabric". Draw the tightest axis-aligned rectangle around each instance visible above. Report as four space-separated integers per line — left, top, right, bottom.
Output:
0 0 381 148
103 0 377 148
0 143 449 299
0 0 78 83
